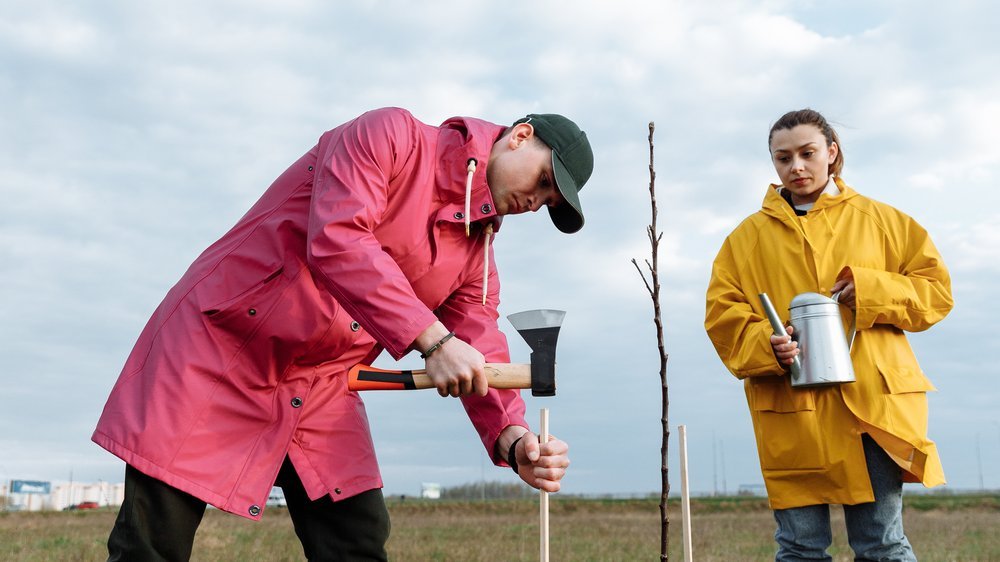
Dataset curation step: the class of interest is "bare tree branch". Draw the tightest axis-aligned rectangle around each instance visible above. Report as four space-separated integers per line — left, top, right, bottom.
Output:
632 258 653 296
631 121 671 561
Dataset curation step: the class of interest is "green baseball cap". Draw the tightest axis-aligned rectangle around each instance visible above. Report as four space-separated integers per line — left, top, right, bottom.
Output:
513 113 594 233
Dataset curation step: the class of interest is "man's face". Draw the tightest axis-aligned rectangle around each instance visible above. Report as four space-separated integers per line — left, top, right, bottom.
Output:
486 124 565 216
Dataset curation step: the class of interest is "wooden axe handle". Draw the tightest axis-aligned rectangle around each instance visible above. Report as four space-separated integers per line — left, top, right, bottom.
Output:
348 363 531 391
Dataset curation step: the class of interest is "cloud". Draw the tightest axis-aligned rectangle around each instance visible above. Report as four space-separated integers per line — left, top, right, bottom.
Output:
2 0 998 497
0 9 105 61
936 217 1000 274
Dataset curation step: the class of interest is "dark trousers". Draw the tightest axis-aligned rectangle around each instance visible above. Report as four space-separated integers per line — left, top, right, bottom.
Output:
107 458 390 561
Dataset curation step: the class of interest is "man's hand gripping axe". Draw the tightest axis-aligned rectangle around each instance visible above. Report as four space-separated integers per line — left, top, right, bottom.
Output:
347 309 565 396
348 309 565 561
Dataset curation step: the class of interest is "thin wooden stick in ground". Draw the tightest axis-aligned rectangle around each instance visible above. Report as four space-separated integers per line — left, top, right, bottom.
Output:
679 425 693 562
540 407 550 562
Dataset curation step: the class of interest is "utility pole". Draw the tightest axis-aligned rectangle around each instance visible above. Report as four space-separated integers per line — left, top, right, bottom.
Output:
712 430 718 496
977 433 984 491
480 454 486 502
720 440 727 495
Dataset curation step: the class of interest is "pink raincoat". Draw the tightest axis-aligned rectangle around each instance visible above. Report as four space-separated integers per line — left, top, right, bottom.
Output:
93 108 527 520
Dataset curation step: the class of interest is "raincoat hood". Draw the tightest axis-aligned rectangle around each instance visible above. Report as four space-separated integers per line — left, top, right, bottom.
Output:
435 115 504 231
761 177 860 224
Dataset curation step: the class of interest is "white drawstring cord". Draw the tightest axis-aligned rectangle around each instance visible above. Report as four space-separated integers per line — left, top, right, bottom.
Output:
482 223 493 305
460 157 488 302
465 158 477 237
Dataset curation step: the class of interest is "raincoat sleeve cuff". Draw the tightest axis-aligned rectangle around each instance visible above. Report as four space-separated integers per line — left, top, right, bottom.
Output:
461 391 528 465
734 319 788 378
838 266 868 329
839 265 888 331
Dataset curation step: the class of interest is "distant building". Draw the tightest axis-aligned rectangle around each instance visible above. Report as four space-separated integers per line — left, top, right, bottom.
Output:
420 482 441 499
4 479 124 511
266 487 287 507
737 483 767 497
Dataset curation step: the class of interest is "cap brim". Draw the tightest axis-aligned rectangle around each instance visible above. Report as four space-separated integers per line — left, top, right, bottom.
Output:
548 151 584 234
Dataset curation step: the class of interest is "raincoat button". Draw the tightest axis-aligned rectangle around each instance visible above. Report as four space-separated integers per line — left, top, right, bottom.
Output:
334 488 342 495
453 212 464 220
350 321 360 332
481 204 492 213
248 505 261 516
248 308 257 316
291 397 303 408
308 166 314 171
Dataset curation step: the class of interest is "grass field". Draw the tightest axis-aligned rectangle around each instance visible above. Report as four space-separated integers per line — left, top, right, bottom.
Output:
2 494 998 561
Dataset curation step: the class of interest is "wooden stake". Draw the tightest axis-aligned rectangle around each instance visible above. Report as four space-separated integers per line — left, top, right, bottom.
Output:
540 407 550 562
679 425 693 562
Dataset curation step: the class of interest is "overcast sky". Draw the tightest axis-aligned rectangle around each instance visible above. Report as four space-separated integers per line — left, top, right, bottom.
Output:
3 0 998 499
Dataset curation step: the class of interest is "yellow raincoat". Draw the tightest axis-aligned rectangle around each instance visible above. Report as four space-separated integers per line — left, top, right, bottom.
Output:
705 178 953 509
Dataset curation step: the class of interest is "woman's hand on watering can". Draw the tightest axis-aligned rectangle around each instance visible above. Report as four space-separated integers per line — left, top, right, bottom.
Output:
770 325 799 366
831 278 856 311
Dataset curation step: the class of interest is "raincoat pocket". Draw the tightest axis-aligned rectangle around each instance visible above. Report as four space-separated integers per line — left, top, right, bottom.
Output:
749 380 826 470
749 378 816 412
877 363 937 394
201 265 286 333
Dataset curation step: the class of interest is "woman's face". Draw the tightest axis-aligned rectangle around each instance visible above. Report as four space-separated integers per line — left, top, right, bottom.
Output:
769 124 839 205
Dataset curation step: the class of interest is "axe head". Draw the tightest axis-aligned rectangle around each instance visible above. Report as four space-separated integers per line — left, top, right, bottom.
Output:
507 309 565 397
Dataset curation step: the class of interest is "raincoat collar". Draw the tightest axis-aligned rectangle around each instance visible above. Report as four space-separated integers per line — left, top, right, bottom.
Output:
762 176 859 222
436 116 506 232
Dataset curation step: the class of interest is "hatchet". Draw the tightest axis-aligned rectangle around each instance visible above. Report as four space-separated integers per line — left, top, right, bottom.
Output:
347 309 564 397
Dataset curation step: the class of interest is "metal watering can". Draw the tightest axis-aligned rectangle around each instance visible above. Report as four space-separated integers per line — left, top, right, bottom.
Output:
759 292 856 388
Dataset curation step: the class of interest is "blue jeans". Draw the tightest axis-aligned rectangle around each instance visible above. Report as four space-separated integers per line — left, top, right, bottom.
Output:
772 434 916 561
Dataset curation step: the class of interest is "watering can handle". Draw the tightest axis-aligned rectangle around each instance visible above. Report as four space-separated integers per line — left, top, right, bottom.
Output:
831 291 857 350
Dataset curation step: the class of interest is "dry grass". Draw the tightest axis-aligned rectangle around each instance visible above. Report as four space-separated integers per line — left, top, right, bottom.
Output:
1 495 997 561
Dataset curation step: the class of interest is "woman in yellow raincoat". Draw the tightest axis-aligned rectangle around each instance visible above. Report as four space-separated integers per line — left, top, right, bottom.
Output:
705 109 952 561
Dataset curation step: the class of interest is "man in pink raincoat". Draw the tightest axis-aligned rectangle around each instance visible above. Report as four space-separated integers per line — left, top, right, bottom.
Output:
93 107 594 561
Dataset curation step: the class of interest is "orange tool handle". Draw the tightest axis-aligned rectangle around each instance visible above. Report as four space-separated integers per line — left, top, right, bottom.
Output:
348 363 531 391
